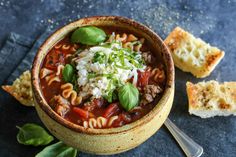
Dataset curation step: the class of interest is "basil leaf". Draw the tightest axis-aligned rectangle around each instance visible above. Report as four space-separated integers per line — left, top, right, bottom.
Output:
104 89 117 103
16 123 54 146
71 26 106 45
35 141 77 157
118 83 139 111
62 64 75 83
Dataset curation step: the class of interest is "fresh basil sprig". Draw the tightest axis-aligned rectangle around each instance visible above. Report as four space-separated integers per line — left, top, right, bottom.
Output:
62 64 75 83
35 141 78 157
71 26 107 45
16 123 54 146
118 83 139 111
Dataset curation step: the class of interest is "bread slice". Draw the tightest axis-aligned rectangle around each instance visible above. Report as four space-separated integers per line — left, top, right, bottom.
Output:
165 27 224 78
186 81 236 118
2 70 34 107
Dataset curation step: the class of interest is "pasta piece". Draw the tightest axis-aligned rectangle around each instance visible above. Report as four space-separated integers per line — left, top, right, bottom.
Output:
62 44 70 50
54 44 62 49
70 47 77 52
83 116 108 129
41 65 63 85
52 95 70 117
76 96 83 105
70 44 79 52
65 54 73 59
107 115 119 127
151 68 165 83
56 65 64 76
115 33 127 42
40 68 53 79
45 74 61 85
145 66 152 72
134 44 142 52
83 121 89 128
126 34 138 42
61 83 82 105
97 117 107 128
88 118 97 129
123 42 133 50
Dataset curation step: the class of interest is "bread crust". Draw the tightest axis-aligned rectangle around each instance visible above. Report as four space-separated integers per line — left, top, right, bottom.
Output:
2 70 34 107
165 27 225 78
186 81 236 118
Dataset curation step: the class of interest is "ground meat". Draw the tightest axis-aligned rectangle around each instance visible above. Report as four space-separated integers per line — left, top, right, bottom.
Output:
141 85 163 105
51 95 70 117
142 51 152 64
144 94 153 102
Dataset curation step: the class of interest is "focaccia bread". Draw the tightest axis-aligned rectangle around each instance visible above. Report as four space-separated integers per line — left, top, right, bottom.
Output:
186 81 236 118
165 27 224 78
2 70 34 107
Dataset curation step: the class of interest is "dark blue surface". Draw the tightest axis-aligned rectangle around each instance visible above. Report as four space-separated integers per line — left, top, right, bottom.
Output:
0 0 236 157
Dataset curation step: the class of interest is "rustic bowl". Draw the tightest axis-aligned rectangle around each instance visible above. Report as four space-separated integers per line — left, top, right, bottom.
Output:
32 16 175 155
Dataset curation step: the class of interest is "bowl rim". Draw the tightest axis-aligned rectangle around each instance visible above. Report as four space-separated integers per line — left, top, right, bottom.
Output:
32 15 174 135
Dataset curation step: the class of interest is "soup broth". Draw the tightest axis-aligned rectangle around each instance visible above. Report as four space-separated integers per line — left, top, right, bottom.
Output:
40 26 166 129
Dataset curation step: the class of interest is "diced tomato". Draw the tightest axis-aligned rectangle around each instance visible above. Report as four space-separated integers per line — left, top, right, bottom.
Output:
137 70 151 88
72 107 94 119
45 49 65 69
82 104 95 112
93 98 106 108
103 103 120 118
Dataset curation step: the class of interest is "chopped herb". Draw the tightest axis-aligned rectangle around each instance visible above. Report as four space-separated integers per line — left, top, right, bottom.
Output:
92 51 106 63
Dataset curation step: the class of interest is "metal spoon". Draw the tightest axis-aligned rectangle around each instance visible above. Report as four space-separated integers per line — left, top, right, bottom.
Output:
164 118 203 157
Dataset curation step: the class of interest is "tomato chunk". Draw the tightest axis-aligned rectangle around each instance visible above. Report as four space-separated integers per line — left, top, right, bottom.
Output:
103 103 120 118
93 98 106 108
72 107 94 119
137 70 151 88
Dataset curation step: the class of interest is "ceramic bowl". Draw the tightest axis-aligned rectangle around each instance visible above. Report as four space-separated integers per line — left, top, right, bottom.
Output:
32 16 175 155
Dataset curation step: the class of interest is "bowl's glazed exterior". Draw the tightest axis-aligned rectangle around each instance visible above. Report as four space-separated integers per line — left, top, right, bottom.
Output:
32 16 175 155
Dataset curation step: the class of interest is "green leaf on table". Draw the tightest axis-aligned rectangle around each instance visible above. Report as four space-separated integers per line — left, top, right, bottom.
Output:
71 26 106 45
35 141 78 157
16 123 54 146
118 83 139 111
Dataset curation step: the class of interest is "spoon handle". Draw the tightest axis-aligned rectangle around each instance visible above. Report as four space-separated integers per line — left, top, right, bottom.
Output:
164 118 203 157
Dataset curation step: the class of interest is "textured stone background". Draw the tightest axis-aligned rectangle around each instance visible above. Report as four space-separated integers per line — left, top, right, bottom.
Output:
0 0 236 157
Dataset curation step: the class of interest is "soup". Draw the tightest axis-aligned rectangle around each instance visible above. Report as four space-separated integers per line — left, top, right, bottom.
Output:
39 26 166 129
